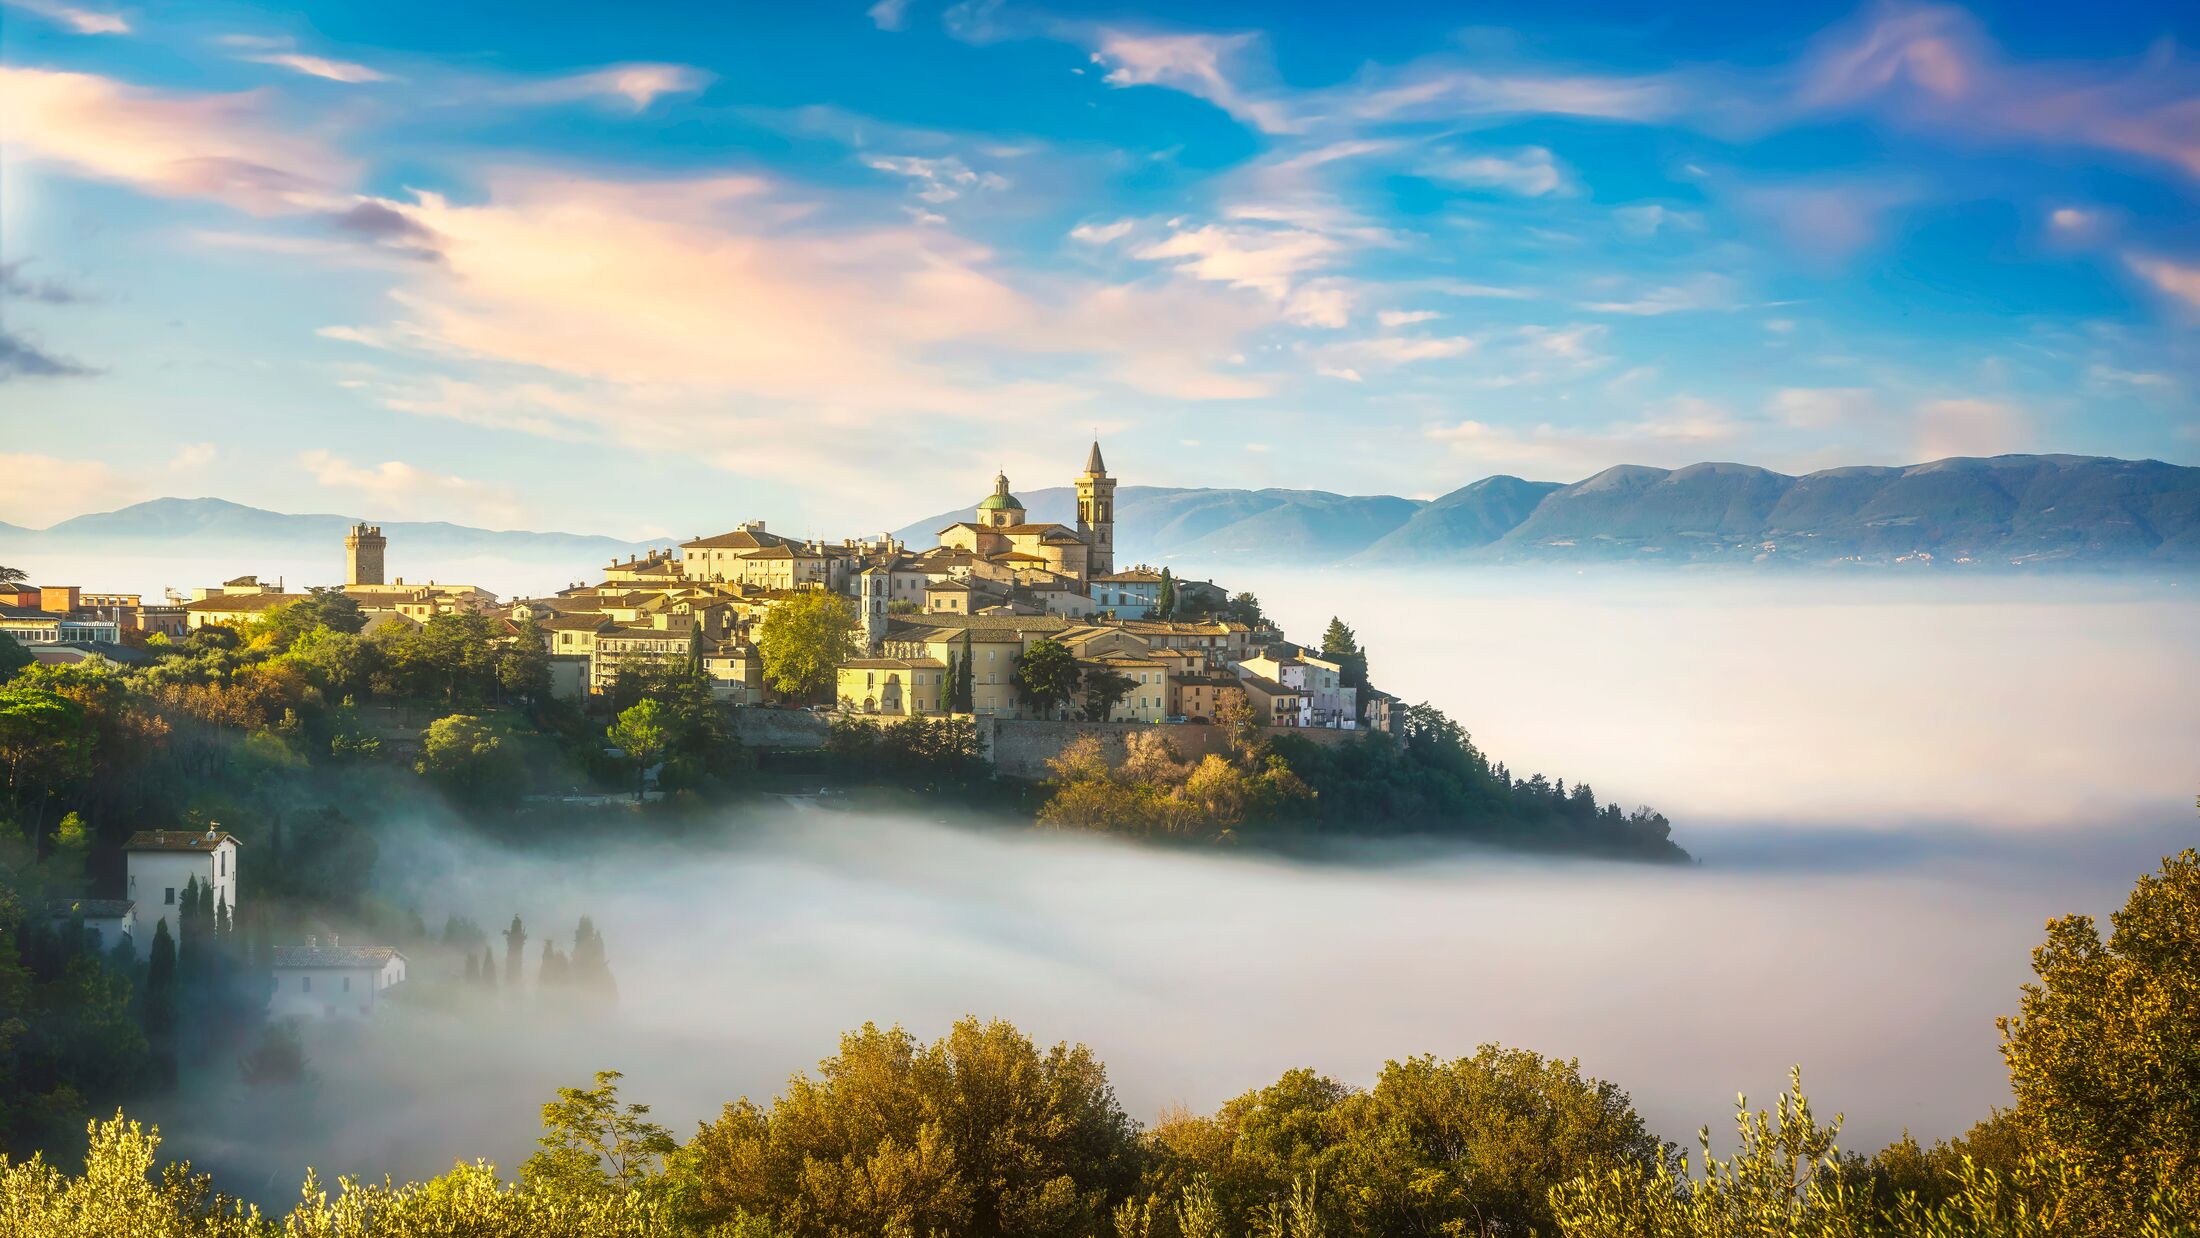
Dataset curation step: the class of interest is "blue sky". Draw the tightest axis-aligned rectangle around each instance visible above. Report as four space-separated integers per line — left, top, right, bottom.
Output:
2 0 2195 536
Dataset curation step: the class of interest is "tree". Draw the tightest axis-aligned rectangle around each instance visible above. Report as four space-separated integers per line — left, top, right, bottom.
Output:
1080 665 1134 721
607 700 670 801
524 1070 675 1195
0 632 29 681
0 565 24 587
1011 639 1082 719
755 591 860 702
1319 617 1368 694
0 679 93 831
683 1017 1140 1238
570 916 617 1004
503 915 527 988
1997 847 2200 1225
1226 591 1265 628
953 631 976 712
1155 568 1177 620
1549 1069 1868 1237
143 919 176 1063
414 714 525 808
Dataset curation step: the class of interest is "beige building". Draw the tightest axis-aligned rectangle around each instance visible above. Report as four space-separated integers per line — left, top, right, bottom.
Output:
836 658 949 716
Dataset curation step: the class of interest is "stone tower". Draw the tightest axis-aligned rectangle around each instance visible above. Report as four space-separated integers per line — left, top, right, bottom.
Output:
859 566 889 653
1076 441 1116 578
345 523 387 586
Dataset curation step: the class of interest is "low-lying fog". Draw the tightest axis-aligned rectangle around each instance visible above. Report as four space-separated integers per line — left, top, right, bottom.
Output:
146 571 2197 1198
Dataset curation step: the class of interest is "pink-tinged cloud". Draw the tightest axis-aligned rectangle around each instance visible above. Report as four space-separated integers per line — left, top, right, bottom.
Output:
500 63 712 110
244 53 390 84
318 169 1279 436
2126 255 2200 309
1797 4 2200 179
0 67 350 214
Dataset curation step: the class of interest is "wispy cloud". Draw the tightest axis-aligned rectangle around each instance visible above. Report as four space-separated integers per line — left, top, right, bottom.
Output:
0 67 350 214
1424 146 1570 197
864 154 1009 203
498 63 711 111
1794 3 2200 180
243 52 390 84
2 0 128 35
298 449 524 526
0 328 98 380
1088 29 1298 134
867 0 909 32
1581 274 1740 316
2125 255 2200 309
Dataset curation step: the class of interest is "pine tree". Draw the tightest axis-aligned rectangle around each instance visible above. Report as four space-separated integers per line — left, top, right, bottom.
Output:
1320 616 1370 693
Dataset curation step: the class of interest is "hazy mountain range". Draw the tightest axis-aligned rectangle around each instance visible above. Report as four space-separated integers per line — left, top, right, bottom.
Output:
895 455 2200 570
4 456 2194 599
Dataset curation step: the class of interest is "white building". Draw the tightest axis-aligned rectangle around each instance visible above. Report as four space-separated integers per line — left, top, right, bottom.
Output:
123 829 240 959
46 898 136 955
269 938 408 1018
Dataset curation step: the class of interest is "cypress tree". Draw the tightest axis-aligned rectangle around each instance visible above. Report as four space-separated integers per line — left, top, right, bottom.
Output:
1156 568 1176 619
176 878 203 983
503 915 526 987
481 946 499 992
465 951 479 982
144 918 177 1081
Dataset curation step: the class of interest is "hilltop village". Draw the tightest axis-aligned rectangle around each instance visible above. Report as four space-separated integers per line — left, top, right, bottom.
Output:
5 443 1395 739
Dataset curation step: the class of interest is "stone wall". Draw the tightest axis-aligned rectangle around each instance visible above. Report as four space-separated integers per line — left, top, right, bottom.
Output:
728 706 832 750
979 717 1359 780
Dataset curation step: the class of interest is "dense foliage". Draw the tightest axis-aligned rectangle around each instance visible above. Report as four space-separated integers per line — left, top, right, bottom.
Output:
1035 697 1679 859
754 592 859 703
6 848 2195 1237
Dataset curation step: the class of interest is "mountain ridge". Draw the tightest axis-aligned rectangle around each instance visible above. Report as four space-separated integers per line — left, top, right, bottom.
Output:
6 455 2195 587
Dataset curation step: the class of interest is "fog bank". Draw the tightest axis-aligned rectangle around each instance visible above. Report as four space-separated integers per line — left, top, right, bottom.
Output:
139 572 2197 1200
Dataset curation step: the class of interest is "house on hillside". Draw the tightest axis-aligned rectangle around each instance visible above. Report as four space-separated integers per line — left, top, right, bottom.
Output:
123 829 239 959
45 898 136 955
269 938 408 1018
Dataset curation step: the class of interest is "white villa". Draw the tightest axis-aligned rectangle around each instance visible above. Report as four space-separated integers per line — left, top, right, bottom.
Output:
269 937 408 1019
123 828 240 959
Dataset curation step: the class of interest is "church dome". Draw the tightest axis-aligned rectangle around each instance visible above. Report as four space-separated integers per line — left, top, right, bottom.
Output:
978 471 1025 511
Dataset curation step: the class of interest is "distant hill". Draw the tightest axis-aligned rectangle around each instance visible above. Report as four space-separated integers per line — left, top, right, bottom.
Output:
8 455 2193 600
899 455 2200 569
0 497 661 598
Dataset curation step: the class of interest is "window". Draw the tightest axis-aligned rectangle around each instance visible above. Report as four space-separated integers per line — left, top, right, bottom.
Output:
164 887 175 905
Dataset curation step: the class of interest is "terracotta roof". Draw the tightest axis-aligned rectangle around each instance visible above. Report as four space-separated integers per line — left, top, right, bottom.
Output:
182 593 306 612
272 943 403 969
125 829 240 852
1093 569 1166 583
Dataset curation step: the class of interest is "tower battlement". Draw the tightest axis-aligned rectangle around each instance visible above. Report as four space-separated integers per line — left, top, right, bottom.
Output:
345 523 389 587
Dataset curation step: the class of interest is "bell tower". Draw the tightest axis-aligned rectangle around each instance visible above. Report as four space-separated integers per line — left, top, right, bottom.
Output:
345 523 387 586
1076 440 1116 579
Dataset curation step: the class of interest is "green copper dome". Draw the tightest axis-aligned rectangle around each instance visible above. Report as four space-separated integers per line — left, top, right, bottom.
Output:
978 471 1024 511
